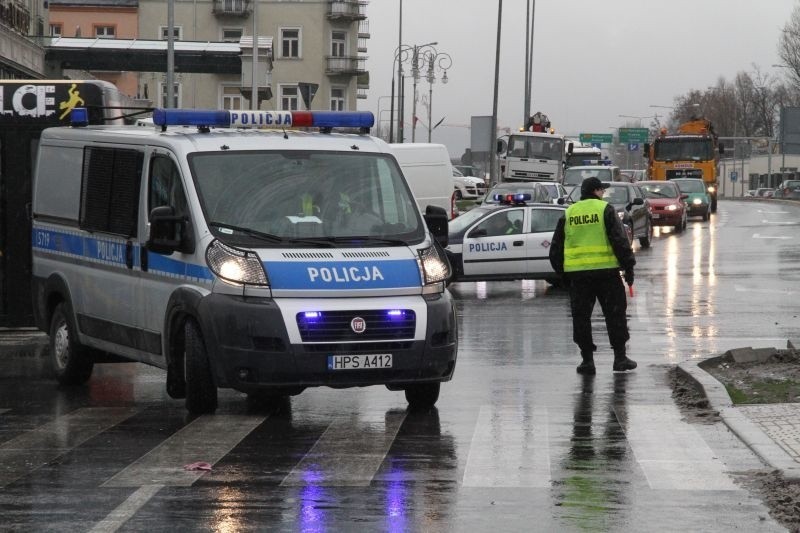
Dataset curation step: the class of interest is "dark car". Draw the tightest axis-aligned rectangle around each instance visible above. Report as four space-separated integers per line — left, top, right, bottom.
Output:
638 180 688 232
445 195 567 285
481 181 551 205
566 182 653 247
670 178 711 221
775 180 800 199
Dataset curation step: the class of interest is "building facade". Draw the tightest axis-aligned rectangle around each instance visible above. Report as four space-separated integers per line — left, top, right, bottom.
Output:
0 0 46 78
136 0 369 111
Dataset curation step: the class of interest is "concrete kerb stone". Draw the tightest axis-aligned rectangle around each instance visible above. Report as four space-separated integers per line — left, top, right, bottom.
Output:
677 356 800 481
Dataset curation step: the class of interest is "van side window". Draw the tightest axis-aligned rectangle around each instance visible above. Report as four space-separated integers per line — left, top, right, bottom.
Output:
79 147 143 237
148 155 188 216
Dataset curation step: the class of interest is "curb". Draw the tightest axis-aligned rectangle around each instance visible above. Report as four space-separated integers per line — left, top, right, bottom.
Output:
677 357 800 481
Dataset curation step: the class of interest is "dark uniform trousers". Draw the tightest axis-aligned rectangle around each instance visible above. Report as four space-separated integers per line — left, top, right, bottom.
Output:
568 273 629 353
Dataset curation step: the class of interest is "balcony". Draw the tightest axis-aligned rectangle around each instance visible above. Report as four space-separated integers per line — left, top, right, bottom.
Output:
0 1 31 35
326 55 366 76
357 20 369 53
212 0 252 17
327 1 367 21
357 72 369 99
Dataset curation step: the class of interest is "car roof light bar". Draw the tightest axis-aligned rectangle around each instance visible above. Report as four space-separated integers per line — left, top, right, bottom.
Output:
151 109 374 131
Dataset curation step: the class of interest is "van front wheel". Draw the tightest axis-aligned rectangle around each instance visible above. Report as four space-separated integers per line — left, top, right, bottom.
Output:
50 302 94 385
184 319 218 414
404 382 440 410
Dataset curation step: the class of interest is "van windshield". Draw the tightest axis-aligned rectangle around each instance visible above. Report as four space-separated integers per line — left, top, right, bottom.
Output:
189 151 425 246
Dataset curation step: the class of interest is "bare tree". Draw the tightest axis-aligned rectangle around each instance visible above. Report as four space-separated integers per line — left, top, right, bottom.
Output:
778 3 800 90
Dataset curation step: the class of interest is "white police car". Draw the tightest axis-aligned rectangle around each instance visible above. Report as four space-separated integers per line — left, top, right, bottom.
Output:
31 108 457 413
445 194 566 284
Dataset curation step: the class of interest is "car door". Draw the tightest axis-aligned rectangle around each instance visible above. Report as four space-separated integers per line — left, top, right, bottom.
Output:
462 208 527 278
526 207 564 276
628 185 647 236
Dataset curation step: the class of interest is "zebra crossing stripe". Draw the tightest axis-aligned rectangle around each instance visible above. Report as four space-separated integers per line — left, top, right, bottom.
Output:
462 405 551 487
280 410 406 487
88 484 164 533
0 407 138 488
102 414 266 487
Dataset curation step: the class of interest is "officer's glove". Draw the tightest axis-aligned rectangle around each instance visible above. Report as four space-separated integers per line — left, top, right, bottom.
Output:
624 268 634 286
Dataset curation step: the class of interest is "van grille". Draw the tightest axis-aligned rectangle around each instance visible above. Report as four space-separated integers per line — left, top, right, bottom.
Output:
296 309 416 342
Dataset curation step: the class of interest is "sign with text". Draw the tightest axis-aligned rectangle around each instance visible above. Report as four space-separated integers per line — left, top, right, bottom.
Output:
619 128 649 143
579 133 613 144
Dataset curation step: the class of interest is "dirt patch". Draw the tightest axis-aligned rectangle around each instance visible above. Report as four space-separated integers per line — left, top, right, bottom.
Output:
735 470 800 532
702 349 800 404
667 365 721 424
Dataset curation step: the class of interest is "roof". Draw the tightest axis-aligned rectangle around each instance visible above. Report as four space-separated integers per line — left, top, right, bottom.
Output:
48 0 137 6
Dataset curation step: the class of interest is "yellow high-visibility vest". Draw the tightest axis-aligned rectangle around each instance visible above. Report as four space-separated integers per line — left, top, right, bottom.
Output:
563 198 620 272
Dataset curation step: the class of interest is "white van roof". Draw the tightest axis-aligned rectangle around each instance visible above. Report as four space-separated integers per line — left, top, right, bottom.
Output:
388 143 452 165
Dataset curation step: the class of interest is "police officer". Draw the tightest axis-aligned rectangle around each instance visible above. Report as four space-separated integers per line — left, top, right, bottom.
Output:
549 177 637 375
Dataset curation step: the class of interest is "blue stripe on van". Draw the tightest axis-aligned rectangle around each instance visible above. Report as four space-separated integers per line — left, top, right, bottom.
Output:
263 259 421 290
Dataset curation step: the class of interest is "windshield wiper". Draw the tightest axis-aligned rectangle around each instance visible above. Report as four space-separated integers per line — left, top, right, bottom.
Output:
298 236 407 246
209 222 284 243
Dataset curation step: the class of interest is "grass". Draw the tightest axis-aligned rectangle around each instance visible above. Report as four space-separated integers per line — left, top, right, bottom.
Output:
725 379 800 404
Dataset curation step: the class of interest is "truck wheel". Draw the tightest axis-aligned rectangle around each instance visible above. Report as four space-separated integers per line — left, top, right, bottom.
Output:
50 302 94 385
184 319 217 414
638 221 652 248
404 383 440 410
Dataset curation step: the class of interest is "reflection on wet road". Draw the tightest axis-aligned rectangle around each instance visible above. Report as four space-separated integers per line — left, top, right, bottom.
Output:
0 201 796 531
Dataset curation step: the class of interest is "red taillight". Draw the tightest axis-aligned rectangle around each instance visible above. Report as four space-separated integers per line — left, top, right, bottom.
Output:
450 192 457 219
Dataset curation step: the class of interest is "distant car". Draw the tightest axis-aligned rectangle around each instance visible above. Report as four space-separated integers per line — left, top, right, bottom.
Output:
452 168 487 199
775 180 800 199
445 195 567 285
482 181 551 205
638 180 688 232
562 165 623 194
453 164 486 180
745 189 757 197
566 181 652 247
670 178 711 221
756 187 773 197
621 169 646 183
539 181 569 204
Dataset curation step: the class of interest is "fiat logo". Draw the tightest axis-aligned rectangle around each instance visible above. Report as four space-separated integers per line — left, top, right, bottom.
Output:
351 316 366 334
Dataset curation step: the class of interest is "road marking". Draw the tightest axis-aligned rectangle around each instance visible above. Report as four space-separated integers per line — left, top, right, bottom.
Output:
102 414 265 487
735 285 797 295
0 407 138 488
752 233 792 239
761 220 798 225
281 410 406 487
462 405 550 487
758 209 788 214
623 405 737 491
88 484 164 533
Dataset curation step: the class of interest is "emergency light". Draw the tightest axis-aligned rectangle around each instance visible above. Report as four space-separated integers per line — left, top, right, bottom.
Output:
494 193 532 205
151 109 375 129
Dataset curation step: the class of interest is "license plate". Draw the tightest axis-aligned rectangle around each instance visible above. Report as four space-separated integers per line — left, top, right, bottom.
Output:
652 213 661 219
328 354 392 370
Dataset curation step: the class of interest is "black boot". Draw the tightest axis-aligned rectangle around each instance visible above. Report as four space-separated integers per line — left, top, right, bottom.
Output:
613 348 637 372
577 351 596 375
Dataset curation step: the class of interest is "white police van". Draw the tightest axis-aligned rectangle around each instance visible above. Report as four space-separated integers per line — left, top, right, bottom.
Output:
31 108 457 413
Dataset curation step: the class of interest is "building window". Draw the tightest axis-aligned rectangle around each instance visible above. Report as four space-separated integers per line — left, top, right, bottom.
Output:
160 83 181 108
160 26 182 40
281 28 300 58
330 87 345 111
280 85 298 111
49 24 62 37
94 25 115 39
222 86 243 110
222 28 243 42
331 31 346 57
221 0 246 11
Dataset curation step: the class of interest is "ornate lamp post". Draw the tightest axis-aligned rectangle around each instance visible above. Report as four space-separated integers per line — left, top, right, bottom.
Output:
390 42 437 143
423 49 452 143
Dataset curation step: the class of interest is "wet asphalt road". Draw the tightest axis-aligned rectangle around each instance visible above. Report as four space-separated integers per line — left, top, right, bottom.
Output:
0 199 798 532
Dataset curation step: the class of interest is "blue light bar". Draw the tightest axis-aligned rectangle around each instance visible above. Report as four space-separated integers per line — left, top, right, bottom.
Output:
151 109 375 130
70 107 89 127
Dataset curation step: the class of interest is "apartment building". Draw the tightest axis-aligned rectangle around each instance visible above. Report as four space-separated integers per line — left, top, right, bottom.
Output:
136 0 369 111
0 0 46 78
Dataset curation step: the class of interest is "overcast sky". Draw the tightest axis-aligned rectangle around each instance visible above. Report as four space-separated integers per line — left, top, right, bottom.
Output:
361 0 796 158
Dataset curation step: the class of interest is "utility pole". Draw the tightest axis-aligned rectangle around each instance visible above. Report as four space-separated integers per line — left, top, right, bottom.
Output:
489 1 502 182
166 0 174 108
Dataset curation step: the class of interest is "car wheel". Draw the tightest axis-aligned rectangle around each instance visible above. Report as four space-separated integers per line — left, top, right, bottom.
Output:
184 318 218 414
702 208 709 222
404 382 440 410
454 189 463 200
639 220 652 248
49 302 94 385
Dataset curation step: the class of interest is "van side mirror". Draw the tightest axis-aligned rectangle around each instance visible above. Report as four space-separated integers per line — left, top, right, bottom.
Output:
643 143 650 157
496 139 507 154
147 205 194 255
423 205 449 247
567 142 574 155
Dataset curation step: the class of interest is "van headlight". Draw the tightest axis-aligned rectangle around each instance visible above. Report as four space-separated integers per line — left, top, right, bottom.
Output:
707 186 716 193
418 244 450 294
206 240 269 286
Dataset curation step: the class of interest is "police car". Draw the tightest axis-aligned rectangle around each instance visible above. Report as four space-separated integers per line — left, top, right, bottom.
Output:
445 194 566 284
30 108 457 413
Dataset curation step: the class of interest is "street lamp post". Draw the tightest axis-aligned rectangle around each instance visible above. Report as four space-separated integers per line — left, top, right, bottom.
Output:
423 49 452 143
392 41 437 143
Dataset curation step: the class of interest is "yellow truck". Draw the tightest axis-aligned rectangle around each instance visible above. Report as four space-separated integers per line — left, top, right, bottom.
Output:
644 118 724 212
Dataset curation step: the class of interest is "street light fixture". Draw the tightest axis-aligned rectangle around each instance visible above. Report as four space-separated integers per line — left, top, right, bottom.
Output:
422 49 452 142
391 41 437 143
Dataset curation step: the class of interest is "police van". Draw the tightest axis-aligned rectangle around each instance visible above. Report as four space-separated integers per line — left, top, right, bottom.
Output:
31 108 457 413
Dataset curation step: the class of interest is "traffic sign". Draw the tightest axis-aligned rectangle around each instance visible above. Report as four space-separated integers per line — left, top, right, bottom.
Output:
619 128 649 143
628 143 639 151
730 171 738 182
579 133 613 144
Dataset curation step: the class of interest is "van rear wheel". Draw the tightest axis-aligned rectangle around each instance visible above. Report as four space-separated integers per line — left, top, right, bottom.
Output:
404 383 440 410
184 319 218 414
50 302 94 385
